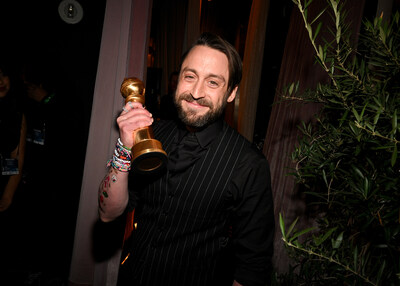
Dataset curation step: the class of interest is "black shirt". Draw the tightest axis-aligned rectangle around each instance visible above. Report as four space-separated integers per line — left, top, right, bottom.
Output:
0 94 23 193
122 119 274 286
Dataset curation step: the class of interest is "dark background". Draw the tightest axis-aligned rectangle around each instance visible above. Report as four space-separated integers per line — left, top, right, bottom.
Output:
0 0 106 283
1 0 396 284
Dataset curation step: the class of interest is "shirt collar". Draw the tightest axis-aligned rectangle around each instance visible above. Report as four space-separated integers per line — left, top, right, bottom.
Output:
176 119 224 149
195 119 223 148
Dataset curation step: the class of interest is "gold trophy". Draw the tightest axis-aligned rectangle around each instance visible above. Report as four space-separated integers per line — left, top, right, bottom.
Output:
120 77 167 173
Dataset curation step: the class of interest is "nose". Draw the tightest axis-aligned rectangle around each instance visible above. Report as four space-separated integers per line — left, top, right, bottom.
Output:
190 81 205 99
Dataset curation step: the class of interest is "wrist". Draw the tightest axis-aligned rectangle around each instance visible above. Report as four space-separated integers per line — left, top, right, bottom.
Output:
118 138 131 151
119 134 134 150
108 138 132 172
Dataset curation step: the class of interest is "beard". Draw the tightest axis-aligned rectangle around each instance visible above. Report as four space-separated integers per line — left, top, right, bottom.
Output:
174 92 228 128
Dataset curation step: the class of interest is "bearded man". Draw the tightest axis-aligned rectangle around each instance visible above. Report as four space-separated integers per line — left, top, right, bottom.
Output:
98 33 274 286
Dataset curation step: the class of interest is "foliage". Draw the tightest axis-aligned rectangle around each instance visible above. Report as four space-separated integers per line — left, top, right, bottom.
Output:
279 0 400 285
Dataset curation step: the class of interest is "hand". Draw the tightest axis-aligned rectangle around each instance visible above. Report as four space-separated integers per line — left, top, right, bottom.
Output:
116 101 154 148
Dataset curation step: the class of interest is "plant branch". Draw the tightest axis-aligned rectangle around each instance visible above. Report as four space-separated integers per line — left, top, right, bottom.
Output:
378 28 400 68
335 51 367 93
354 121 400 144
282 237 378 286
294 0 348 106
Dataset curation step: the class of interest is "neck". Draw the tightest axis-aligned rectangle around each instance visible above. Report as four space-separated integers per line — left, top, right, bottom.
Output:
186 126 198 133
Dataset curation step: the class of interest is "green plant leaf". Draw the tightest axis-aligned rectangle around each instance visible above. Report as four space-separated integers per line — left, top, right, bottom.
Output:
394 11 399 24
313 22 323 41
332 231 344 249
379 26 386 43
339 109 349 127
349 121 359 135
373 109 381 125
352 107 361 122
318 45 324 61
392 109 398 134
289 82 295 95
307 24 313 40
287 216 299 237
283 3 400 284
322 169 328 187
310 7 327 25
360 103 367 118
365 122 375 132
304 0 313 10
353 245 358 271
279 213 286 238
391 144 397 167
352 165 364 178
314 227 337 246
363 177 370 199
289 227 317 242
376 260 386 283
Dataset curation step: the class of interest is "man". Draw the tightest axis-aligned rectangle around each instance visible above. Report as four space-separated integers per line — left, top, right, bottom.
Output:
99 33 274 286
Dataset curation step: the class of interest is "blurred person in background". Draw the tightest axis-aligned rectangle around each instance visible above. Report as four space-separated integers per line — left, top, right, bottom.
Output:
0 59 26 212
0 58 28 284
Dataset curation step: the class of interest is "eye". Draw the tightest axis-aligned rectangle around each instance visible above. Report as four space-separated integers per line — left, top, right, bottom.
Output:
183 74 195 81
207 80 220 88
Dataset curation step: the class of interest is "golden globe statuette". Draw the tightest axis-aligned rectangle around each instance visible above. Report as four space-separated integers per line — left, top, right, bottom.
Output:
120 77 167 173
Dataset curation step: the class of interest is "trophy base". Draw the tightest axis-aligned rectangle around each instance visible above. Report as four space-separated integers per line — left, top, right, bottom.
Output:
132 139 168 173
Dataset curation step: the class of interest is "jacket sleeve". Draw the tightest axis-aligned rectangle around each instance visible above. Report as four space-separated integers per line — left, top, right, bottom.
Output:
231 150 275 286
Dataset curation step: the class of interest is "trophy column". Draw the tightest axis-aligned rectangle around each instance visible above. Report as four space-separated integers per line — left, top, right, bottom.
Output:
120 77 167 173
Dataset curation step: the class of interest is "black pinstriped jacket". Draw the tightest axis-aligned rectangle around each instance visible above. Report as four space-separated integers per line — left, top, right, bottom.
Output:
122 119 274 286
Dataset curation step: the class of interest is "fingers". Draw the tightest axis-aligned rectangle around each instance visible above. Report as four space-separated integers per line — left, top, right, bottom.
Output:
117 101 154 148
118 102 153 125
120 101 142 115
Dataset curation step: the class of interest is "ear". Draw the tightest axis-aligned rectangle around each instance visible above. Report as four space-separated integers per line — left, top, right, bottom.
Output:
226 86 238 103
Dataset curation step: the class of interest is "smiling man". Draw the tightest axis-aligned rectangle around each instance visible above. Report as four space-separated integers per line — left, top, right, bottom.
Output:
99 33 274 286
174 44 236 129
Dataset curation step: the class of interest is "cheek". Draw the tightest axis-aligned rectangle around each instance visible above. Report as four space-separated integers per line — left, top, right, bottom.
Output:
176 81 191 93
211 91 228 107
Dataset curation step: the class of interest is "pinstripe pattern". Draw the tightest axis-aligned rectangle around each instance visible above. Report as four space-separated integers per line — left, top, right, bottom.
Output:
123 120 255 286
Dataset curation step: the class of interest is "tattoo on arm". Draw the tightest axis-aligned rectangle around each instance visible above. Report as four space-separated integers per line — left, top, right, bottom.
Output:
99 168 120 211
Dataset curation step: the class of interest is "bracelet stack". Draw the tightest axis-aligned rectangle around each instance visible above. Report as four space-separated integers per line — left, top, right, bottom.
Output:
109 138 132 172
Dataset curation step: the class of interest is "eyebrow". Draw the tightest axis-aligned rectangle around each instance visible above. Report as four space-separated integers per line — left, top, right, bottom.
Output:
182 67 226 84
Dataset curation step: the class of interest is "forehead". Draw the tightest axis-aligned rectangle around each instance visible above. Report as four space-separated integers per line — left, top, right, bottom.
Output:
181 46 229 79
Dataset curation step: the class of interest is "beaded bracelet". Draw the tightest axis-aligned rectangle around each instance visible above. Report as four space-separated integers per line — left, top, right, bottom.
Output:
108 138 132 172
117 138 131 151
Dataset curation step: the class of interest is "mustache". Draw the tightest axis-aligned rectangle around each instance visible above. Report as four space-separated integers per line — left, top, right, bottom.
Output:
176 93 213 108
